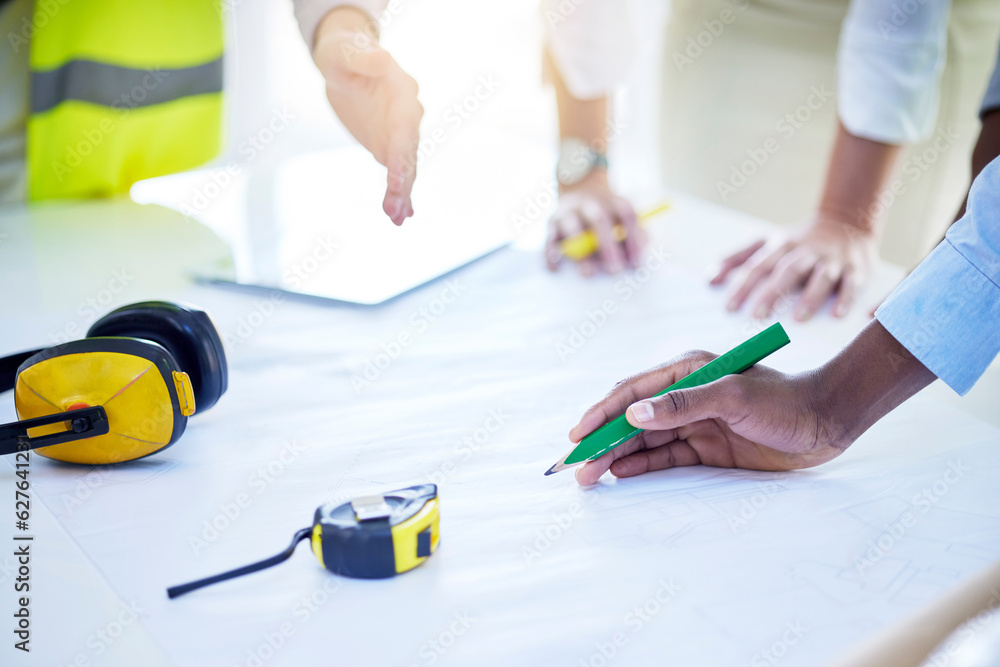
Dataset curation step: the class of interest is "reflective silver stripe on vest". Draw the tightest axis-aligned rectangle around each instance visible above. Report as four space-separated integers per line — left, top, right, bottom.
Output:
31 57 223 114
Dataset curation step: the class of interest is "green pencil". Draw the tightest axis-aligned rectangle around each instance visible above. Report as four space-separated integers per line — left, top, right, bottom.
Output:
545 323 790 476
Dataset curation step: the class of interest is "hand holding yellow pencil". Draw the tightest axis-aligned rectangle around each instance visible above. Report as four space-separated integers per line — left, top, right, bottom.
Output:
558 202 672 262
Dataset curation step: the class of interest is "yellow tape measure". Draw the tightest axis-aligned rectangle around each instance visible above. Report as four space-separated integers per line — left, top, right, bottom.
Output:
168 484 440 598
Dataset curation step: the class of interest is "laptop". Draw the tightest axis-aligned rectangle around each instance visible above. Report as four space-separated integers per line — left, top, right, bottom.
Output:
134 133 553 305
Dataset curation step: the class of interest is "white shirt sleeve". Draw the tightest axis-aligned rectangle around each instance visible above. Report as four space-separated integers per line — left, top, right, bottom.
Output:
837 0 951 144
541 0 634 100
291 0 389 50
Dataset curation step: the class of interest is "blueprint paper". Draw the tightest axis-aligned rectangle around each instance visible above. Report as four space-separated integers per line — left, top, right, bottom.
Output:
1 220 998 666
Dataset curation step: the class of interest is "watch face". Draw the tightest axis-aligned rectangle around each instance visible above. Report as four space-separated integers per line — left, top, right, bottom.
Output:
557 138 596 186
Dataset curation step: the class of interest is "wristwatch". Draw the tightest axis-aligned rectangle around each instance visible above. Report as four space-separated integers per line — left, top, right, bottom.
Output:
556 138 608 187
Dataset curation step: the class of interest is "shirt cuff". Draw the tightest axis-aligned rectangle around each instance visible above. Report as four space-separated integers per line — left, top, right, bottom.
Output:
836 0 949 144
876 239 1000 396
292 0 387 51
837 39 945 144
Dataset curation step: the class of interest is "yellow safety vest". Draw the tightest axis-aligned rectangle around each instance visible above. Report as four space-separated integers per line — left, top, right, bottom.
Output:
27 0 224 200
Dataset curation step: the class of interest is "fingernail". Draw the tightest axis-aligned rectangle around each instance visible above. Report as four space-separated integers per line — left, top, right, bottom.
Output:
727 299 739 311
834 303 848 317
754 306 769 319
629 402 654 423
795 307 811 321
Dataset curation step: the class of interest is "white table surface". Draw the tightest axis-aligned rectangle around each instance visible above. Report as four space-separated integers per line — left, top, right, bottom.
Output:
1 192 998 667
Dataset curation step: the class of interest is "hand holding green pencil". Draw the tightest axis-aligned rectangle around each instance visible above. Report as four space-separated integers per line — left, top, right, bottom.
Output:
550 323 858 486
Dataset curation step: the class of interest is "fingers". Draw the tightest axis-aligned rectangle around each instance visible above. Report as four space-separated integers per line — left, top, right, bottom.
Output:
575 454 613 486
546 210 585 271
609 440 701 478
726 241 790 312
380 75 421 225
568 351 717 442
546 189 641 275
624 378 746 432
545 220 563 271
747 250 815 319
383 128 418 225
711 239 765 286
794 261 842 321
547 209 601 277
574 428 680 486
722 218 879 318
383 162 415 225
576 256 599 278
614 198 643 269
832 265 859 318
580 200 626 274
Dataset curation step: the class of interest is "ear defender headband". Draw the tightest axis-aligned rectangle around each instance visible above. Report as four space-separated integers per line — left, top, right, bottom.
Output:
0 301 227 465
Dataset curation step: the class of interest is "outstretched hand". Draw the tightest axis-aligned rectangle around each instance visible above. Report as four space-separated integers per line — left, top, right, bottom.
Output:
313 8 423 225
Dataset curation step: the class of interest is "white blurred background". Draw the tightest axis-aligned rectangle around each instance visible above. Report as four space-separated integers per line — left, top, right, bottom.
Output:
134 0 670 245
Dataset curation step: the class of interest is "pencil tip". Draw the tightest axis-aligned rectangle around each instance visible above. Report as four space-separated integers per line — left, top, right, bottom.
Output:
544 464 557 476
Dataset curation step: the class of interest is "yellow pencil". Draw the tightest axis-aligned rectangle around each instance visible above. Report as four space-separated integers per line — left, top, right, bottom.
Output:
559 201 672 261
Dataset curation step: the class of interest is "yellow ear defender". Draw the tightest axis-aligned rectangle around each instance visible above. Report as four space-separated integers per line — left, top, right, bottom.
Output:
0 301 227 464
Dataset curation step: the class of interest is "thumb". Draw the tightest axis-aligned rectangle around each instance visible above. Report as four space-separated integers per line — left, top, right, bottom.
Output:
337 41 392 77
624 379 742 430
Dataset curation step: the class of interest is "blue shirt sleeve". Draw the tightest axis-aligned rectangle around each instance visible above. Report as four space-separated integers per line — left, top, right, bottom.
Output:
875 156 1000 395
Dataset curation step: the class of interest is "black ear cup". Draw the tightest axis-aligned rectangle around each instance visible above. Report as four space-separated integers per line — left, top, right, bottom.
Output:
87 301 228 413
